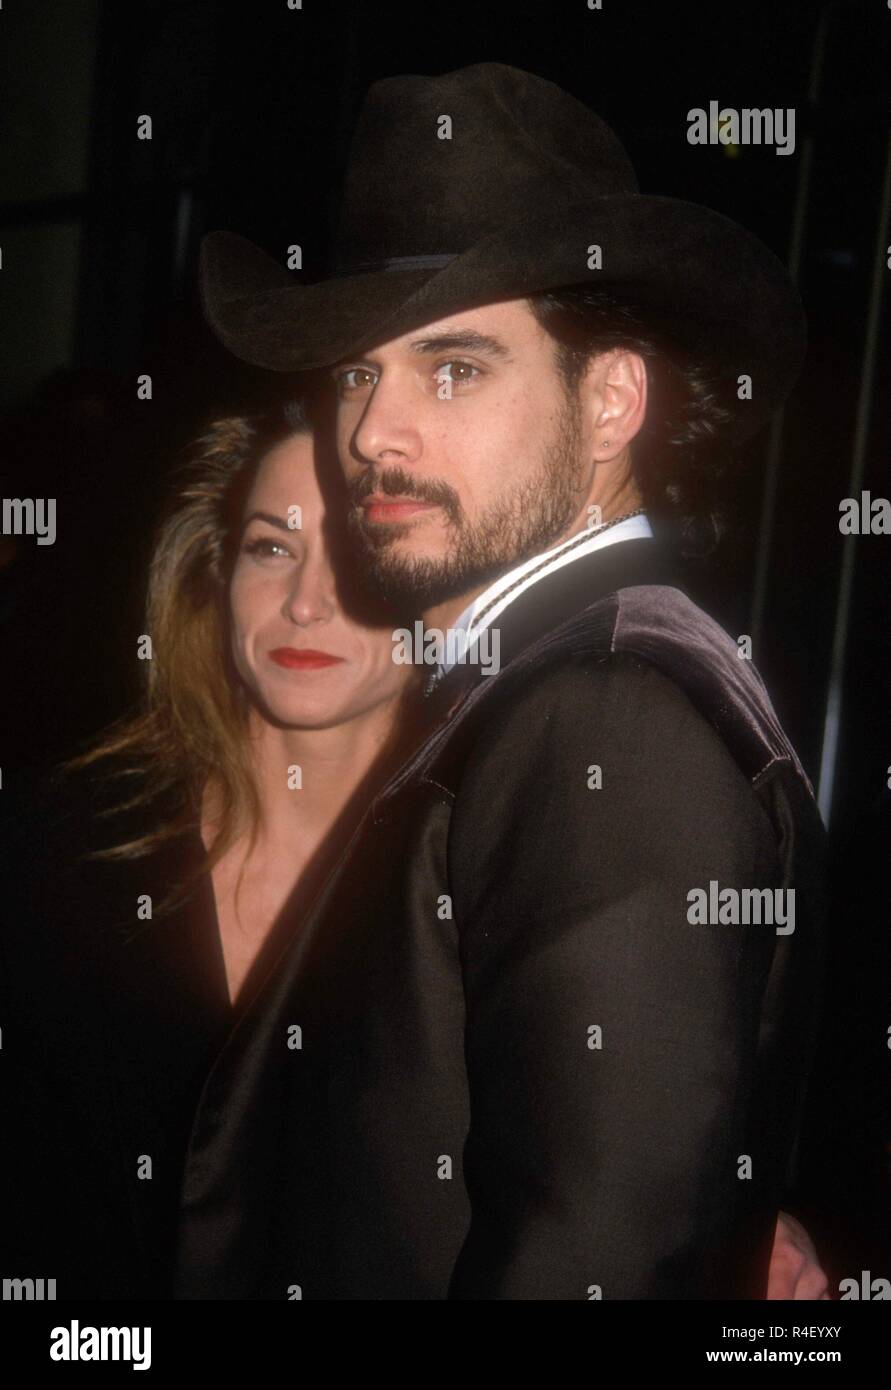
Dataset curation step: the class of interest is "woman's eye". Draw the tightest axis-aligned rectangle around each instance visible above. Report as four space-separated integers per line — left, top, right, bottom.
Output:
435 360 480 388
244 536 291 560
337 367 378 392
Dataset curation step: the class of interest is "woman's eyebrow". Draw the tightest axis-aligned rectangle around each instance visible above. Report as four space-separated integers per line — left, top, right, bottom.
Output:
242 509 294 533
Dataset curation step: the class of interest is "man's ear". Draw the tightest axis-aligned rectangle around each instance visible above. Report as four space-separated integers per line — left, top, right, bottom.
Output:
583 349 648 461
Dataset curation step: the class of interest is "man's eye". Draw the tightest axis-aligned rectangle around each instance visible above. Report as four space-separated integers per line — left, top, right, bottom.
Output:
435 360 480 387
243 536 291 560
337 367 377 391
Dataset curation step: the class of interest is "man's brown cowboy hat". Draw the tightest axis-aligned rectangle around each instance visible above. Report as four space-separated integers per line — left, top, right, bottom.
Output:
200 62 805 443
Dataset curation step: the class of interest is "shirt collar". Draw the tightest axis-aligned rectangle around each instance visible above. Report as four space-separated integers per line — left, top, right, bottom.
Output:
433 512 653 683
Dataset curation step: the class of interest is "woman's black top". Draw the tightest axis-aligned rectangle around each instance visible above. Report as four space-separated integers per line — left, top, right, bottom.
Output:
0 760 266 1300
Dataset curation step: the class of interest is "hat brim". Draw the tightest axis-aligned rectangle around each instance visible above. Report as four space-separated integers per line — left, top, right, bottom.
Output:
200 194 805 444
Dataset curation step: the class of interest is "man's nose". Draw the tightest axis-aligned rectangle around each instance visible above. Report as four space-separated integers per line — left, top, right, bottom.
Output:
352 372 423 468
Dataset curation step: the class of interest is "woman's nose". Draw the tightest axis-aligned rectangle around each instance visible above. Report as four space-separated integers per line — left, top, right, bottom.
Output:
282 559 337 626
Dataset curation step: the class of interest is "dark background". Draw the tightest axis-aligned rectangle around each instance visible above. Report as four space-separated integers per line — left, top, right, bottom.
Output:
1 0 889 1290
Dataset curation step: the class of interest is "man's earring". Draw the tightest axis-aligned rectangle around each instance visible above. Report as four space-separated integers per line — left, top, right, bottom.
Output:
601 438 610 448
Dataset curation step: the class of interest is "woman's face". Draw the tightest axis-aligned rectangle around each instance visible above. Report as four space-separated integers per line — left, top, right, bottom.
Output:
229 431 414 730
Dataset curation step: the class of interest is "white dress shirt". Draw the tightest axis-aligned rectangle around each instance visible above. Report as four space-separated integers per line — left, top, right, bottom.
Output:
434 512 653 681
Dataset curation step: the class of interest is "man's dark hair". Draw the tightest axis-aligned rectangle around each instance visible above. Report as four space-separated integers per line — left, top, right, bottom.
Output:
527 288 735 556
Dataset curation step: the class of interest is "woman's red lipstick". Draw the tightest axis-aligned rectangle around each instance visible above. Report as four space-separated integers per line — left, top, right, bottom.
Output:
269 648 345 670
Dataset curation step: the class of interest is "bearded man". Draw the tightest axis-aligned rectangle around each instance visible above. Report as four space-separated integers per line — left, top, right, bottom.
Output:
177 63 828 1300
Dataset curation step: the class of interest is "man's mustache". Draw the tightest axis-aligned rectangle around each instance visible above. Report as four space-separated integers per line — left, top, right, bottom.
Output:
347 465 463 525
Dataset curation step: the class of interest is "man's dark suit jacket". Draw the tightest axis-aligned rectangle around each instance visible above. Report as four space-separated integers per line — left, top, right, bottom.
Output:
173 537 827 1300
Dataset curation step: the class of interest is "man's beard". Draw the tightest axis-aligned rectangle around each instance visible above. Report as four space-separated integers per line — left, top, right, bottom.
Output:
345 390 586 612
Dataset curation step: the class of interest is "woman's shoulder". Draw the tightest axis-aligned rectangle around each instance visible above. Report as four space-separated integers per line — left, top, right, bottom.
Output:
0 758 76 878
0 750 197 916
1 752 138 853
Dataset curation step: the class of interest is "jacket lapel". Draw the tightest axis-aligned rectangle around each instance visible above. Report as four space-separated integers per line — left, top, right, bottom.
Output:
423 537 679 723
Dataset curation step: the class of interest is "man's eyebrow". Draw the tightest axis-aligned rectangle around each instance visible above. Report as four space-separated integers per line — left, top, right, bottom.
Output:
408 330 512 360
241 509 294 534
330 331 513 372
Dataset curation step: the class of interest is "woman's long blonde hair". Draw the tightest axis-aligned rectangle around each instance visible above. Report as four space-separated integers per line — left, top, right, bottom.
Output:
58 402 339 919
